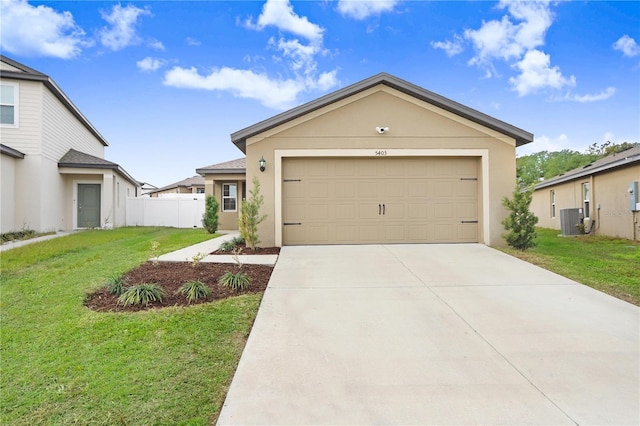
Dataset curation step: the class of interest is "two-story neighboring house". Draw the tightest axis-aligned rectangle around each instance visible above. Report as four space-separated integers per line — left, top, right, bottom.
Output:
0 55 139 234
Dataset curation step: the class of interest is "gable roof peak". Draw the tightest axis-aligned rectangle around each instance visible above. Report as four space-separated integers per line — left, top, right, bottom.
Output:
231 72 533 153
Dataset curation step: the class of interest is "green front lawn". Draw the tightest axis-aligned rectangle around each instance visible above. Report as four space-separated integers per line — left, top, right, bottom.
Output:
1 227 260 425
500 228 640 305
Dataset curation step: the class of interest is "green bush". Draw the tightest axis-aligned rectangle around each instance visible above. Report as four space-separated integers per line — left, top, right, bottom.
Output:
177 280 212 303
202 195 219 234
106 274 126 296
219 271 251 291
118 283 166 307
1 228 36 243
218 240 237 252
502 188 538 251
238 177 267 250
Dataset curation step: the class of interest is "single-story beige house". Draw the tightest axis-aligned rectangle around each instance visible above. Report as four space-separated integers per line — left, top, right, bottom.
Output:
198 73 533 246
1 55 139 233
531 145 640 241
149 175 205 197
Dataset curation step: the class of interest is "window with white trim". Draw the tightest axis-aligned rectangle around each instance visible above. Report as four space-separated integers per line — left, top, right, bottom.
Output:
222 183 237 212
550 189 556 218
196 188 205 194
582 182 590 219
0 83 18 127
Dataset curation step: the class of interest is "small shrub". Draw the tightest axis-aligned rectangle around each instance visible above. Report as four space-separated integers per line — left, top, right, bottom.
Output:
150 241 160 265
202 195 219 234
231 235 244 245
219 271 251 291
177 280 212 303
106 274 126 296
218 240 237 253
188 252 207 267
1 227 36 243
118 283 165 307
502 188 538 251
238 177 267 250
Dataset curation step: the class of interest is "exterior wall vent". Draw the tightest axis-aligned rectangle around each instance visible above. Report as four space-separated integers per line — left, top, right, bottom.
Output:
560 208 584 236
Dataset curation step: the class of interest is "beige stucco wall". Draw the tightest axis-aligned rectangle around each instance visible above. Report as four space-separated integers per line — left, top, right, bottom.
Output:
244 85 518 247
532 164 640 240
204 175 245 231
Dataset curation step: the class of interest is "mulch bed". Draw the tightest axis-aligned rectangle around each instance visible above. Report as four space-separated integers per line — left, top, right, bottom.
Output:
85 262 274 313
212 243 280 255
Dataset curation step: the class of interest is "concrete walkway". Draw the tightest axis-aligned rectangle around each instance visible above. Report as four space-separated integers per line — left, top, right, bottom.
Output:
0 231 77 252
217 244 639 425
157 231 278 265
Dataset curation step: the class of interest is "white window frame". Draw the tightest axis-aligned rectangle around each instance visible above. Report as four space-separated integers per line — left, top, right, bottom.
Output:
0 82 19 128
550 189 556 218
222 183 237 212
582 182 590 219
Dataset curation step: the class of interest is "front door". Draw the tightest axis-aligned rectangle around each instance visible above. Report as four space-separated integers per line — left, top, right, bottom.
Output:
78 184 101 228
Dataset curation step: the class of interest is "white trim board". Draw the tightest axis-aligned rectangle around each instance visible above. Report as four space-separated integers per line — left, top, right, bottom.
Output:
274 149 491 247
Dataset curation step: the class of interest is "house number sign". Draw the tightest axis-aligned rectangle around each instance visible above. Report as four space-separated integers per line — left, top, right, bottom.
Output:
374 150 388 156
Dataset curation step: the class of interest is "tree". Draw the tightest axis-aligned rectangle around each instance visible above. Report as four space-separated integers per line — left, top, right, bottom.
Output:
202 195 219 234
502 188 538 251
238 177 267 250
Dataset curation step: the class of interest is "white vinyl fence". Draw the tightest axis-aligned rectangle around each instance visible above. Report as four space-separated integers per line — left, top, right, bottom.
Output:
126 196 205 228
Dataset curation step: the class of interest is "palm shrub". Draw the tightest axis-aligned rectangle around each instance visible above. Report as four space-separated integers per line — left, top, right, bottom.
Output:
202 195 219 234
502 188 538 251
106 273 126 296
118 283 166 307
218 235 246 252
219 271 251 291
177 280 211 303
238 177 267 250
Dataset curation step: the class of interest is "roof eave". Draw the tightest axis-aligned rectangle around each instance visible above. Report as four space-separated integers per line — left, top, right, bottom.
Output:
1 144 26 159
196 168 247 175
231 73 533 152
1 58 109 147
535 156 640 190
58 162 139 187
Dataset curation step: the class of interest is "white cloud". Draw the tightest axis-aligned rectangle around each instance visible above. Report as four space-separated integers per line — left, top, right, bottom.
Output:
509 50 575 96
336 0 399 20
136 57 166 72
431 36 464 57
148 39 165 51
186 37 201 46
465 0 553 67
163 65 339 110
568 87 616 103
99 4 152 51
517 133 570 156
163 66 304 109
0 0 92 58
245 0 324 43
613 35 640 58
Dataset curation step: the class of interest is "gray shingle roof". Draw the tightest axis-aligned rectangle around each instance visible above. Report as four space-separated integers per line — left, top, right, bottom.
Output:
535 144 640 190
230 72 534 153
1 144 25 159
196 158 246 175
151 176 205 193
58 149 139 186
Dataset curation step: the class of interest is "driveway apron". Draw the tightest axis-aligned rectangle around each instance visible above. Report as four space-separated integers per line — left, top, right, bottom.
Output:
217 244 639 425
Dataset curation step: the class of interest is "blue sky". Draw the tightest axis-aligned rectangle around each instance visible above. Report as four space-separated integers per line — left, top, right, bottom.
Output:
2 0 639 187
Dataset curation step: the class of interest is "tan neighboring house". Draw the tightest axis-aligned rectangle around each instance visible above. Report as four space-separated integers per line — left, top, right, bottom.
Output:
149 175 205 197
0 55 139 233
196 158 246 230
199 73 533 246
531 145 640 241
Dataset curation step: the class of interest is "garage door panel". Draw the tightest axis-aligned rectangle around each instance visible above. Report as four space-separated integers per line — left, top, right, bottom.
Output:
282 157 478 245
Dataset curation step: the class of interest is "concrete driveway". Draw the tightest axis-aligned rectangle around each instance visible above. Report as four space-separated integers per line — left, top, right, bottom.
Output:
217 244 639 425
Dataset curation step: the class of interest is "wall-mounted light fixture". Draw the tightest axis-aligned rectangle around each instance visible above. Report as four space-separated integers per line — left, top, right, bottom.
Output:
259 156 266 172
376 126 390 134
